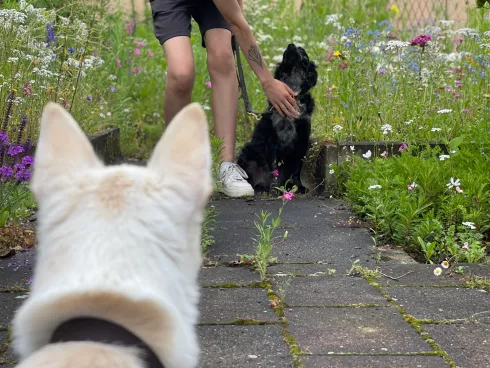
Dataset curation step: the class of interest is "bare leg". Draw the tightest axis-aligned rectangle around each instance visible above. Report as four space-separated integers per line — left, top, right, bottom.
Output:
162 36 195 125
204 29 238 162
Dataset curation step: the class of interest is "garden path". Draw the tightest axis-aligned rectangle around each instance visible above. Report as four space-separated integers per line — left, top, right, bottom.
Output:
1 197 489 367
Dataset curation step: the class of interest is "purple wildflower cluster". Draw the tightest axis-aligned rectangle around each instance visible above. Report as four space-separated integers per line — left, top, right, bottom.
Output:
0 112 34 183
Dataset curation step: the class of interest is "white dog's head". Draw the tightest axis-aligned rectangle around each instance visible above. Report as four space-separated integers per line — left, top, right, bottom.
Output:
30 101 212 287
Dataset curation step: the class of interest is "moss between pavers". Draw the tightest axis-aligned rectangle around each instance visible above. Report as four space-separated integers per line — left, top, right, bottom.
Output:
353 266 458 368
265 283 304 368
283 304 390 309
0 284 29 293
0 329 14 365
300 352 440 357
464 276 490 292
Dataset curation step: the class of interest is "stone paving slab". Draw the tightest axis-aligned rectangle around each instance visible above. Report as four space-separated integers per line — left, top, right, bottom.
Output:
199 266 260 286
211 198 350 228
0 250 35 289
285 307 432 354
268 263 341 276
275 277 389 307
377 264 490 287
0 294 25 328
197 325 292 367
385 287 490 321
424 324 490 368
300 354 449 367
199 288 277 323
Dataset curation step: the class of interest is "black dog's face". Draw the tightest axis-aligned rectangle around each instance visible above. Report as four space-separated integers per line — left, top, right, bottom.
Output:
274 44 318 95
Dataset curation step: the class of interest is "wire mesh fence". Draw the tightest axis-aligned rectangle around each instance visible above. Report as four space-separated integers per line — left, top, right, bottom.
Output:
114 0 484 29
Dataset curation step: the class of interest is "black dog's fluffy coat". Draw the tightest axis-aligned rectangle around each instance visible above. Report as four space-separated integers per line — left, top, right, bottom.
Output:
237 44 318 194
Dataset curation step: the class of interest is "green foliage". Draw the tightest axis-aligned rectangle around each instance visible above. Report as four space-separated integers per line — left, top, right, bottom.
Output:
336 136 490 263
201 205 218 256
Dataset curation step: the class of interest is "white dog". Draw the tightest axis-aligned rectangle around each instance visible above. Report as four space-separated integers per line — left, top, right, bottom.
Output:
11 102 212 368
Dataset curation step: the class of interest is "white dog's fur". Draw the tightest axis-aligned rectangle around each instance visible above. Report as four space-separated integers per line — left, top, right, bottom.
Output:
12 102 212 368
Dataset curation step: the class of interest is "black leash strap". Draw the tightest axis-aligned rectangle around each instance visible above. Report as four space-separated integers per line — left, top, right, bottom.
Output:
232 35 264 120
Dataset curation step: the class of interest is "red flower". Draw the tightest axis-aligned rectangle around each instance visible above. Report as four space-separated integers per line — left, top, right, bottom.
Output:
410 34 431 48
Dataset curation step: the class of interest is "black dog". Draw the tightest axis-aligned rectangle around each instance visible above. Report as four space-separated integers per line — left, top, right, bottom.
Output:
237 43 318 194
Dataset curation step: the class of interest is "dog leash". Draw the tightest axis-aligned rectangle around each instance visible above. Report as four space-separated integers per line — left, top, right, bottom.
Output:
232 35 271 120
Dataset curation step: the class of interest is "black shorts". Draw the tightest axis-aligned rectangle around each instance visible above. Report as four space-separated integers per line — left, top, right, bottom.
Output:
149 0 232 47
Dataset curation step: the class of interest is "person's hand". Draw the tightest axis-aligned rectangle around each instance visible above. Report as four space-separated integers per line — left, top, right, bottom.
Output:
262 78 299 118
237 0 243 11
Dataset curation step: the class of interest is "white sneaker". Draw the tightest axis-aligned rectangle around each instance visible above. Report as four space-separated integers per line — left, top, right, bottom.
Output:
219 162 255 197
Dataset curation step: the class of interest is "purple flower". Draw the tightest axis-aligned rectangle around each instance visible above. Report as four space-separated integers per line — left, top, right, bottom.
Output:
28 276 33 284
410 34 431 48
378 68 388 75
87 94 93 102
272 169 279 177
0 166 13 178
0 132 7 144
109 86 116 92
7 145 24 156
22 170 32 181
22 156 34 166
14 163 25 172
398 143 408 152
68 47 76 53
46 23 56 45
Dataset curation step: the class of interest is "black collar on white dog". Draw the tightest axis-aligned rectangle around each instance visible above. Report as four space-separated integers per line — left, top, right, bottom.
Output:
50 317 165 368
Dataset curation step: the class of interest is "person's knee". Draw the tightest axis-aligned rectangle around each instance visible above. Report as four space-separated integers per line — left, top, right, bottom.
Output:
167 67 195 95
207 46 235 77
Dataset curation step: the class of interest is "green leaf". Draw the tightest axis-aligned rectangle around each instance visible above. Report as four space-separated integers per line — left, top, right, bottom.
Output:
476 0 489 8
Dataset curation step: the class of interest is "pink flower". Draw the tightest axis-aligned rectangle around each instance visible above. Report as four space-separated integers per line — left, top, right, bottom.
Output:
408 182 417 191
23 83 32 97
134 48 141 55
399 143 408 152
132 66 143 74
272 169 279 177
410 34 431 48
116 57 121 68
148 50 154 57
283 192 294 201
456 186 463 194
205 81 212 88
134 40 145 47
125 22 135 33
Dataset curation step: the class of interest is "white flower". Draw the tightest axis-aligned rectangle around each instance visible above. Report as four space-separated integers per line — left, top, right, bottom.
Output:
350 145 355 152
431 128 442 132
433 267 442 276
123 108 130 113
362 150 372 159
439 155 450 160
462 221 476 230
108 74 117 80
329 169 335 174
99 113 105 118
441 260 450 269
333 124 343 132
446 177 461 189
153 112 161 118
368 184 382 190
381 124 392 134
437 109 453 114
107 112 112 117
405 120 414 125
385 40 410 50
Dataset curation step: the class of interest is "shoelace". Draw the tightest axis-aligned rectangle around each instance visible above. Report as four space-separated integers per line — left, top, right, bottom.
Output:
222 163 249 181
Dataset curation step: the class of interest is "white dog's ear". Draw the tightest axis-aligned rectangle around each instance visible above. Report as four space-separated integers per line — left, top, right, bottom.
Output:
148 103 212 204
31 103 102 197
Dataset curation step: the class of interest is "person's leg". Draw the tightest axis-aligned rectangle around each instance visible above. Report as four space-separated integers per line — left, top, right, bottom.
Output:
148 0 194 125
204 29 238 163
192 1 254 197
163 37 195 125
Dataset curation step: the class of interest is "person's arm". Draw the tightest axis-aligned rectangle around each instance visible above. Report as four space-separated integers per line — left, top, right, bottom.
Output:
212 0 298 118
